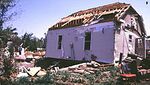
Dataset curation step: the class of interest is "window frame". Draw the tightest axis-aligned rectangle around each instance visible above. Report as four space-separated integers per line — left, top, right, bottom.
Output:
84 32 91 50
57 35 62 49
129 35 132 42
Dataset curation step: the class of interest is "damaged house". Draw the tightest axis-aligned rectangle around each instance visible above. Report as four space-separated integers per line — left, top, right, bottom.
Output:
46 2 146 64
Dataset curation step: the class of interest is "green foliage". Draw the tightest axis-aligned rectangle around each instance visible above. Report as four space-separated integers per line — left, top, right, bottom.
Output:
0 0 44 51
11 73 55 85
55 71 71 82
0 0 20 48
70 73 85 83
102 66 120 85
0 0 17 28
14 77 31 85
1 48 16 77
83 73 96 85
95 70 102 76
0 27 19 47
0 66 121 85
21 32 45 51
3 57 14 76
34 72 54 84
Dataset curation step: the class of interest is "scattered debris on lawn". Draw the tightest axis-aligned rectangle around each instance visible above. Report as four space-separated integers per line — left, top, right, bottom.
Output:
57 61 114 74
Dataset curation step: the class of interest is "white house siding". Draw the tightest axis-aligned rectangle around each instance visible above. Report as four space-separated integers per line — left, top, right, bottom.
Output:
46 21 115 63
114 14 141 63
114 29 140 63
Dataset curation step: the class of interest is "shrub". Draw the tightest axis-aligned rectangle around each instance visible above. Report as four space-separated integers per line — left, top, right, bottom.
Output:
14 77 31 85
33 72 54 84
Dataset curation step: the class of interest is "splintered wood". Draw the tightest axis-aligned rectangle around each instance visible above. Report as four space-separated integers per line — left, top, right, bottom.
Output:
59 61 114 74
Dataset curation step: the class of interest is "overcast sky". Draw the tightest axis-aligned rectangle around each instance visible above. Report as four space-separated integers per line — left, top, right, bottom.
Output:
10 0 150 38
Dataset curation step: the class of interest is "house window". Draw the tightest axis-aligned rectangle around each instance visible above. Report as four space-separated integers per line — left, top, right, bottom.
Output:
129 35 132 42
84 32 91 50
58 35 62 49
137 39 143 48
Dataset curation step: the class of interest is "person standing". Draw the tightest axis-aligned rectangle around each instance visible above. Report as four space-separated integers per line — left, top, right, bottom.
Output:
18 44 23 55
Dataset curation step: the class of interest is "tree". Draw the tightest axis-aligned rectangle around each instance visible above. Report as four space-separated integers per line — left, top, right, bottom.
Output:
22 32 33 48
0 0 17 29
0 0 18 77
0 0 19 47
21 32 44 51
0 27 19 47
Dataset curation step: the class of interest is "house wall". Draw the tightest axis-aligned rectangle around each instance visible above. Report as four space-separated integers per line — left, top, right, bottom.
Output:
146 39 150 50
114 14 141 63
46 21 115 63
124 14 142 36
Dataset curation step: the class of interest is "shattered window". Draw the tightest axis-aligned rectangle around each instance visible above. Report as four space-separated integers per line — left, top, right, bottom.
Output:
58 35 62 49
84 32 91 50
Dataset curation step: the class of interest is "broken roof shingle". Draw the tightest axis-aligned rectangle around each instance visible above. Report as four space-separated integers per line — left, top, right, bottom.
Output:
49 2 131 30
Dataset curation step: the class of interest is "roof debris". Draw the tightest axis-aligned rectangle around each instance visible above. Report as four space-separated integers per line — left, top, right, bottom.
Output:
26 67 41 76
58 61 114 74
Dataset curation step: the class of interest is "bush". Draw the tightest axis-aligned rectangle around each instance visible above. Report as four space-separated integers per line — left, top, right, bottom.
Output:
34 72 54 84
14 77 31 85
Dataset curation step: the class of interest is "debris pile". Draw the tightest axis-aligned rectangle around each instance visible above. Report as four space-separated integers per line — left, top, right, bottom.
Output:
17 67 46 77
59 61 114 74
52 61 118 85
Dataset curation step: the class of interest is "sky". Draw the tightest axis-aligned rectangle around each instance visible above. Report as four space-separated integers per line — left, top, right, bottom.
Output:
9 0 150 38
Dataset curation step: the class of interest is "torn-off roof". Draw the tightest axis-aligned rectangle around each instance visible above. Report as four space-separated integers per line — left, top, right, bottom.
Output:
49 2 131 30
